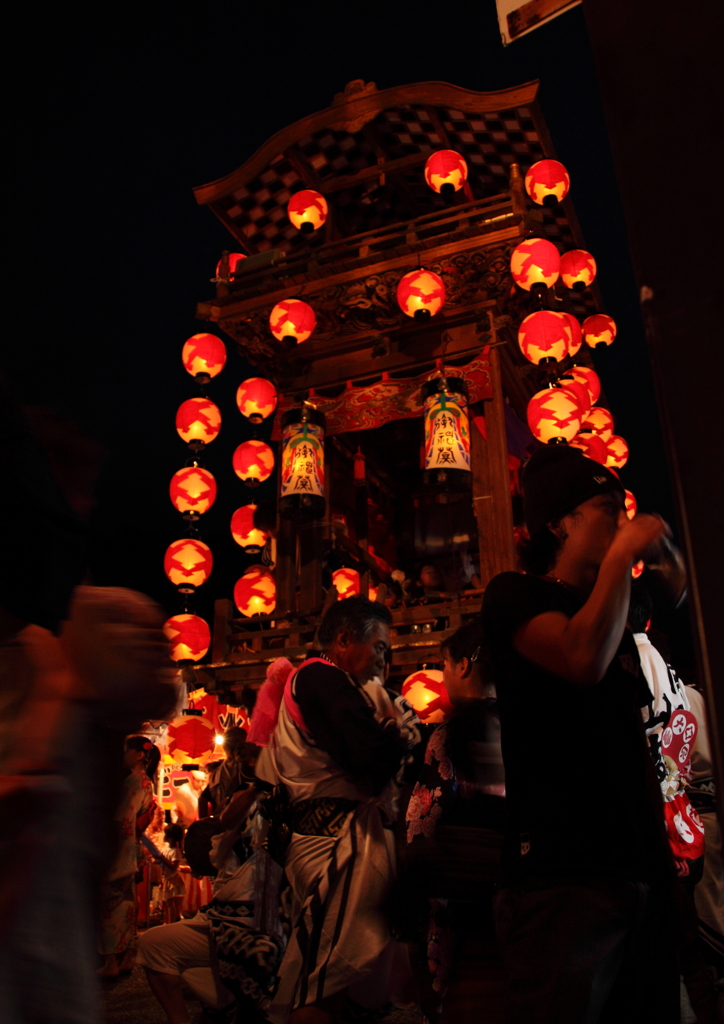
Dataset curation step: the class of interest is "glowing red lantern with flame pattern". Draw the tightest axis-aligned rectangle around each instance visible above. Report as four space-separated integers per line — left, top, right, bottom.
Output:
518 310 572 364
605 435 629 469
164 614 211 662
424 150 468 195
176 398 221 448
567 365 600 406
570 433 607 464
579 406 614 441
560 250 597 291
231 505 269 554
269 299 316 344
556 373 591 415
510 238 560 291
166 714 216 766
527 387 582 444
402 669 454 724
397 269 445 320
287 190 328 233
164 538 213 591
332 567 360 599
234 567 276 617
563 313 582 356
236 378 278 423
625 490 637 520
215 253 246 279
233 440 275 487
182 334 227 381
583 314 617 349
169 466 217 517
524 159 570 206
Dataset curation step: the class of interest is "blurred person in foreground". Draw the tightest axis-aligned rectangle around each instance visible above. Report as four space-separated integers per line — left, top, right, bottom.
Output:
482 445 677 1024
255 596 417 1024
0 384 178 1024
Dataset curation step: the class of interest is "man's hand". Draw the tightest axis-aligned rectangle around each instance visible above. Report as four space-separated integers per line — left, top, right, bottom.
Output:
608 513 669 565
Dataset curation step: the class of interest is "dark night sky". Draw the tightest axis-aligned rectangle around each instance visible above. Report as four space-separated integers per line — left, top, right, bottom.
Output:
8 4 674 624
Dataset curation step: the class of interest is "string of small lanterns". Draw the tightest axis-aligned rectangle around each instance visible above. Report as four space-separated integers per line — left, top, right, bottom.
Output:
510 160 637 541
163 332 228 665
232 375 279 619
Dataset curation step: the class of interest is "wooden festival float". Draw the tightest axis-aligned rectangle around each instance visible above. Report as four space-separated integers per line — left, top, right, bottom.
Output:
176 79 613 717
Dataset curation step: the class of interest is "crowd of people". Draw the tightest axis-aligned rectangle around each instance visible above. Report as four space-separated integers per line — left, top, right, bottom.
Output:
2 407 722 1024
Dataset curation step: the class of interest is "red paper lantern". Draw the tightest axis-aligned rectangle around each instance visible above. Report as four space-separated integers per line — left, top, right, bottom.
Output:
570 433 608 464
397 268 445 320
231 505 269 553
510 238 560 291
164 614 211 662
269 299 316 344
583 313 617 349
402 669 454 724
527 387 582 444
560 250 597 291
424 150 468 195
234 567 276 617
176 398 222 448
625 489 637 520
332 567 360 599
215 253 246 279
556 374 591 415
518 310 572 364
524 159 570 206
567 365 601 406
181 333 227 381
605 434 629 469
236 377 278 423
563 313 583 357
287 189 328 233
579 406 614 441
164 538 213 592
166 714 216 766
169 466 217 517
233 440 275 487
632 560 645 580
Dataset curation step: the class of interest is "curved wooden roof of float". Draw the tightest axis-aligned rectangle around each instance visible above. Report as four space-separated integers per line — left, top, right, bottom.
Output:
193 78 579 257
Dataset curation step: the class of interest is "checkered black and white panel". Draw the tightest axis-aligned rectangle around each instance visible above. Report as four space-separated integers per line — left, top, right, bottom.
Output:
215 102 580 255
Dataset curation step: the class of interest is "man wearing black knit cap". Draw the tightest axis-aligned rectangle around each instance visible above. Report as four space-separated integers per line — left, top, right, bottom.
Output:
481 445 679 1023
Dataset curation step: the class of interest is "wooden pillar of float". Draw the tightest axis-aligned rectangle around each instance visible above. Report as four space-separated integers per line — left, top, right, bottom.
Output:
471 343 516 587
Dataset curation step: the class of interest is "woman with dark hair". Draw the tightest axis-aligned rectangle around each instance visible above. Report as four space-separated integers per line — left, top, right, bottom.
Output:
98 736 159 977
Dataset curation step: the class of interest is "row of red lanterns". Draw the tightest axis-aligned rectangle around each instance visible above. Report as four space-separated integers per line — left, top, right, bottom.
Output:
281 156 571 238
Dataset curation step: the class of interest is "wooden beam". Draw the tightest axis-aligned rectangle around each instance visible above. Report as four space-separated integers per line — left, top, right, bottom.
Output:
315 152 428 195
276 514 296 615
471 346 515 587
211 599 234 663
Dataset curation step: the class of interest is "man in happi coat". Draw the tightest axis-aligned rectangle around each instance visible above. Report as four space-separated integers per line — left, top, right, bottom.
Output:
256 595 416 1024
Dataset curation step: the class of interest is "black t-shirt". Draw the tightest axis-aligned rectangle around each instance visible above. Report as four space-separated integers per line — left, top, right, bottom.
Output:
481 572 672 884
294 660 405 796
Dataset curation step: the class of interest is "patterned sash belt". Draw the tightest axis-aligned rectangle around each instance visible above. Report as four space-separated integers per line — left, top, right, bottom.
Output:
291 797 359 838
